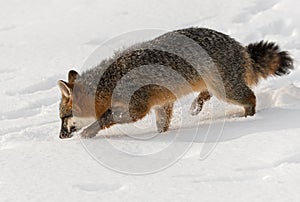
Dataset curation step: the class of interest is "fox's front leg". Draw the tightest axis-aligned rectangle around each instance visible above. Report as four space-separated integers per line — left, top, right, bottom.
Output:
80 106 136 138
189 91 211 116
81 109 115 138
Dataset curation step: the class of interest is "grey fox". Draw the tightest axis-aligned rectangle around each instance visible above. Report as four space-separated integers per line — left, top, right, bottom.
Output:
57 27 293 139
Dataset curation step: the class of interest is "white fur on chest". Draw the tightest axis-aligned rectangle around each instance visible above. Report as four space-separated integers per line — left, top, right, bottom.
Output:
72 116 96 129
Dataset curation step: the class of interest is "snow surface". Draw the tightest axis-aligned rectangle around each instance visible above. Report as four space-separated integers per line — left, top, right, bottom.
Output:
0 0 300 201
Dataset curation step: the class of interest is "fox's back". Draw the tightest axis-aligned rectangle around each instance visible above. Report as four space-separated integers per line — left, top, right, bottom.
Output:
79 28 249 102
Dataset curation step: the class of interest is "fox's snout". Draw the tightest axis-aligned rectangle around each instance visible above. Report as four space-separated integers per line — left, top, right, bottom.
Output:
59 115 77 139
59 128 71 139
59 125 76 139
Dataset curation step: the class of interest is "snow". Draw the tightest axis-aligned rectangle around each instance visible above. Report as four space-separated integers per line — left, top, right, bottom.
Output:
0 0 300 201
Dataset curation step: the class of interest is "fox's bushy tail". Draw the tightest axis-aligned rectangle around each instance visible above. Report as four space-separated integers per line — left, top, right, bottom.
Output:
246 41 294 79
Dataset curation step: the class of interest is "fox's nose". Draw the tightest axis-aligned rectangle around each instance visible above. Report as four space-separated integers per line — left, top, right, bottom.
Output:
59 128 72 139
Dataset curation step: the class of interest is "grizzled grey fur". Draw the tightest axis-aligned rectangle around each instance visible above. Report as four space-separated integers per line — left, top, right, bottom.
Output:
58 27 293 138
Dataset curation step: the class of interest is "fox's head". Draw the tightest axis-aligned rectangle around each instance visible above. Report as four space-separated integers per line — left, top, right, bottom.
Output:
57 70 79 138
57 70 95 139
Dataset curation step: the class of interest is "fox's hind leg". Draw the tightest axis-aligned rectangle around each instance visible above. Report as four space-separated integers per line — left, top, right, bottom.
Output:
225 84 256 117
241 92 256 117
155 103 174 133
189 91 211 116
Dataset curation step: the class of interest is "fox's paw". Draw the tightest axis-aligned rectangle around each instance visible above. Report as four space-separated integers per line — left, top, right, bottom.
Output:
80 121 100 138
189 99 203 116
81 129 96 138
156 125 169 133
190 91 211 116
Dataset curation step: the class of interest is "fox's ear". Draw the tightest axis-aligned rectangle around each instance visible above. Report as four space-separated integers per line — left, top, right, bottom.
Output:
57 80 71 98
68 70 79 88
